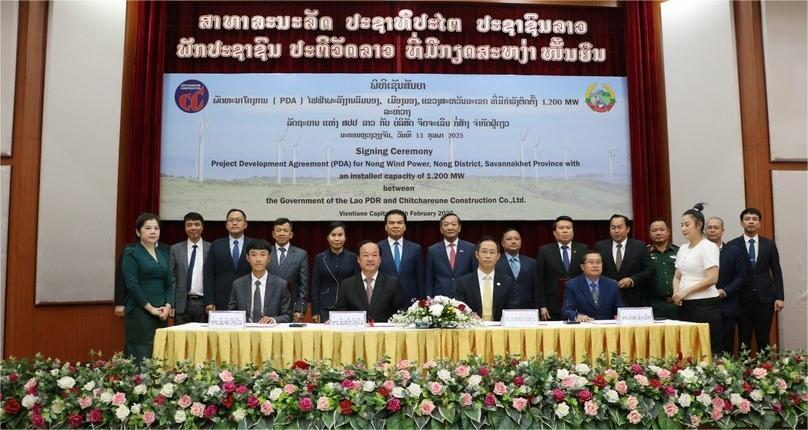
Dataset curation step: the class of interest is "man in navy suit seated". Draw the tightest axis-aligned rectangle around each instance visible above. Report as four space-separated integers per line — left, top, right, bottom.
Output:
562 250 624 322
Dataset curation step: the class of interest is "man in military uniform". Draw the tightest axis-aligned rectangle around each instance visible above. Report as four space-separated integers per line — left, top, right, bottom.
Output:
647 219 678 319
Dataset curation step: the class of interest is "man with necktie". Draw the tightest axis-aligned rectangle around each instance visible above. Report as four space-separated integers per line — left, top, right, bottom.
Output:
228 239 292 324
424 213 477 298
727 208 784 351
595 214 655 307
561 250 624 322
378 209 423 304
454 236 519 321
203 209 254 311
334 241 404 322
268 218 309 322
536 216 588 320
169 212 211 324
495 228 539 308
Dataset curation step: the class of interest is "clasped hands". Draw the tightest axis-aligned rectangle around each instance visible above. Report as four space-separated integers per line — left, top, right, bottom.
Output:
147 304 171 321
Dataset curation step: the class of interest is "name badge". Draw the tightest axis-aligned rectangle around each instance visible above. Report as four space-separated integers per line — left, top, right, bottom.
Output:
501 309 540 327
208 311 246 329
617 307 654 325
329 311 367 329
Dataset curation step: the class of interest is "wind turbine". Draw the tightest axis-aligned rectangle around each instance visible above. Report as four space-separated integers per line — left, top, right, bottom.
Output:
532 137 540 182
562 144 569 182
518 126 531 183
325 142 332 185
607 147 617 179
274 127 289 184
195 111 208 182
290 136 300 184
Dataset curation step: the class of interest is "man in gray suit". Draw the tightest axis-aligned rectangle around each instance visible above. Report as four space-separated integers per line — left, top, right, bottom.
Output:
229 239 292 324
170 212 211 324
269 218 309 322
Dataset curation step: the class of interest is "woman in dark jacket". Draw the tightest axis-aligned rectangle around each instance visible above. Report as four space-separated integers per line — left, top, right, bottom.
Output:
310 221 359 323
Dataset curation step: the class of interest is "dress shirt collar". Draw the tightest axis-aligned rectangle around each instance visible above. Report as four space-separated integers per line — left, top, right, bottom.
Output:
276 243 290 253
228 235 244 246
743 234 759 242
251 271 268 287
187 238 203 247
613 239 627 248
584 276 600 288
444 239 458 248
388 237 403 248
505 252 519 262
361 271 379 284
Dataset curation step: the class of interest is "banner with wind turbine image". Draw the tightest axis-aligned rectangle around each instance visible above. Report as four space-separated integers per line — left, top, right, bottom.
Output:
160 73 631 221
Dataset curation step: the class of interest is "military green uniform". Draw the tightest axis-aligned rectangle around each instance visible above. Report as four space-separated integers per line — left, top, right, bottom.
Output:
647 243 679 319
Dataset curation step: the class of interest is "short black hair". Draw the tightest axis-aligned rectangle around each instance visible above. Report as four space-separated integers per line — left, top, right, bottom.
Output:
582 249 603 262
440 212 460 224
245 239 272 254
649 218 668 228
357 240 379 254
327 221 347 235
135 212 159 231
501 227 520 239
553 215 574 230
476 235 499 251
740 207 762 221
183 212 204 223
273 217 292 230
682 203 706 233
385 209 407 223
226 208 246 220
609 214 632 228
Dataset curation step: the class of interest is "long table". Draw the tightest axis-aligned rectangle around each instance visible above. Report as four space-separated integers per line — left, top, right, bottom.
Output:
152 320 712 367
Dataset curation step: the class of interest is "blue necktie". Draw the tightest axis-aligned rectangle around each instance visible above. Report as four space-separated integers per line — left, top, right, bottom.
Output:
748 239 756 268
509 257 520 279
590 282 599 306
186 244 197 292
232 240 240 268
393 241 401 272
561 245 570 272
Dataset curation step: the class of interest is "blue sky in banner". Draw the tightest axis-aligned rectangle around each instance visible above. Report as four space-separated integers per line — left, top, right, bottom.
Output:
160 73 629 181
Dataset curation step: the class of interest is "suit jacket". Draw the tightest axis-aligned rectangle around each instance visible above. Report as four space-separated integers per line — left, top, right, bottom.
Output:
228 273 292 323
169 239 211 314
453 271 519 322
535 241 588 317
496 253 539 308
311 249 359 320
561 275 624 321
378 238 423 304
115 241 170 306
269 244 309 313
335 272 403 322
595 238 655 307
717 242 749 317
424 239 478 298
727 235 784 303
203 236 254 310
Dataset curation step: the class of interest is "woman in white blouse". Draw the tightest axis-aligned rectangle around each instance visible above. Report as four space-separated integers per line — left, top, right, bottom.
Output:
672 203 722 355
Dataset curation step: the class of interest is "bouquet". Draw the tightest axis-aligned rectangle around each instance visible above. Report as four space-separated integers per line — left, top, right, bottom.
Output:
389 295 482 328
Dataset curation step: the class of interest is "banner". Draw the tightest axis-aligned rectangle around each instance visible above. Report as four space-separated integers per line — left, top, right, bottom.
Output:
160 73 630 221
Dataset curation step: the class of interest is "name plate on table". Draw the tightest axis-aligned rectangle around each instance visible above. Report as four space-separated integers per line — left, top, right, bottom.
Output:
501 309 540 327
329 311 367 329
208 311 246 329
617 307 654 325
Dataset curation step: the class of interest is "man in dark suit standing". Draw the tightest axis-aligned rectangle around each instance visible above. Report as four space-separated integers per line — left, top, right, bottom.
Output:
495 228 538 308
727 208 784 351
561 250 624 322
335 241 403 322
454 236 519 321
378 209 423 305
706 216 749 356
536 216 588 320
425 213 477 297
203 209 253 312
268 218 309 322
595 214 655 308
169 212 211 324
228 239 292 324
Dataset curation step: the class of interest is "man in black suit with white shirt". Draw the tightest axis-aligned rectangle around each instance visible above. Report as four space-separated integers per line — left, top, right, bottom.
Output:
169 212 211 324
203 209 254 311
454 236 519 322
536 216 588 320
595 214 655 308
334 241 403 322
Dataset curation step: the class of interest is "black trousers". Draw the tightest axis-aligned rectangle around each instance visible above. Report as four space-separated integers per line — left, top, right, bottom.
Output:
739 300 774 351
175 296 207 324
720 314 738 357
678 297 722 356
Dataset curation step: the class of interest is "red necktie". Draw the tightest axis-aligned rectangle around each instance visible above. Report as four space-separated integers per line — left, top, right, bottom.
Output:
449 243 456 270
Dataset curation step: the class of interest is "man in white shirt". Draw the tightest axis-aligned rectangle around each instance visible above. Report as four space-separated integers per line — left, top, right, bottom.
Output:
170 212 211 324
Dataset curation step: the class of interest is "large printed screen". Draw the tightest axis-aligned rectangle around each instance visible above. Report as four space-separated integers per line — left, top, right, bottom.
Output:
160 73 631 220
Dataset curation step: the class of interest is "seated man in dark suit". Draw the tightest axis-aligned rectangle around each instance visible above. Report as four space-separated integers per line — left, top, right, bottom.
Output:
334 240 403 323
453 236 519 322
561 250 624 322
495 228 539 308
228 239 292 324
